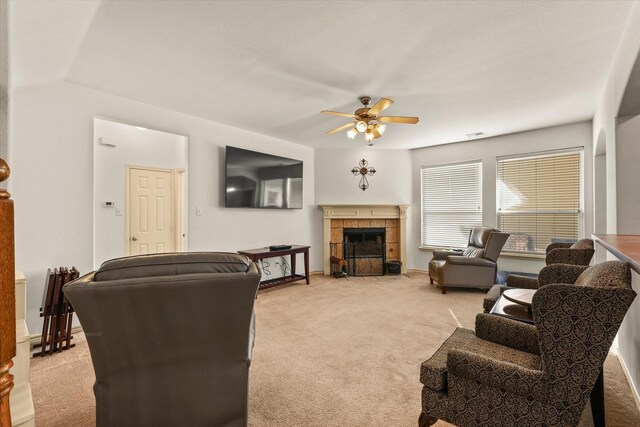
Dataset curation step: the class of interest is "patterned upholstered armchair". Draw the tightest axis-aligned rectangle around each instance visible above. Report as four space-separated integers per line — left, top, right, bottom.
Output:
483 238 595 312
544 238 595 266
419 261 635 427
428 227 509 294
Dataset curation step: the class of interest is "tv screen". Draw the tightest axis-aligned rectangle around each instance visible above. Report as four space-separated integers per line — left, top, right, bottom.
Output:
225 146 303 209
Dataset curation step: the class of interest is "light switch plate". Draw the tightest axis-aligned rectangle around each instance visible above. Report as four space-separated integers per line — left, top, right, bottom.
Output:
115 208 123 216
196 207 203 216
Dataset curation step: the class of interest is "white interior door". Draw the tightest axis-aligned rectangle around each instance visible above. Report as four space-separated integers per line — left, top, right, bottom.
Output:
128 167 175 255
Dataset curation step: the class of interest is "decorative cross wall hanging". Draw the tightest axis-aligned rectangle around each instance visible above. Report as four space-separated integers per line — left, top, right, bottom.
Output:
352 158 376 191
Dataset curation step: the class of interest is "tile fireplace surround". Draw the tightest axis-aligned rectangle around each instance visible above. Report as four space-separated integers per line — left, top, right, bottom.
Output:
320 205 409 275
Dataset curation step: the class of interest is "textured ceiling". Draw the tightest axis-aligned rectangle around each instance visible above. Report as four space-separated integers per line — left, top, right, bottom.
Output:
11 1 635 149
10 0 101 87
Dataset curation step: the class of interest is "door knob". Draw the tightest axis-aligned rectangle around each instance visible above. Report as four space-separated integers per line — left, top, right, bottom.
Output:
132 237 138 241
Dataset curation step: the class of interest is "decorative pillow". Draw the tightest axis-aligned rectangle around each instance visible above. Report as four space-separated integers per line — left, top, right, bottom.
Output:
570 238 594 250
463 247 485 258
574 261 631 289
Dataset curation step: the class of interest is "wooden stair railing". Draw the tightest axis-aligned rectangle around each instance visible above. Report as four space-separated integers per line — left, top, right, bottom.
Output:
0 157 15 426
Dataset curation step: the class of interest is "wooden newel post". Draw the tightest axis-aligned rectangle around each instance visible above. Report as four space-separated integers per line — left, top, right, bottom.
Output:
0 157 15 427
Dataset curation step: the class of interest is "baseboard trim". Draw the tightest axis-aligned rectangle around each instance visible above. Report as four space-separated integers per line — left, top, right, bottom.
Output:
29 325 83 348
613 346 640 413
311 270 428 276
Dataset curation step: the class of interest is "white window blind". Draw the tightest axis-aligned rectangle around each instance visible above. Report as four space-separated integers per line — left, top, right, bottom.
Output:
497 149 583 254
421 161 482 248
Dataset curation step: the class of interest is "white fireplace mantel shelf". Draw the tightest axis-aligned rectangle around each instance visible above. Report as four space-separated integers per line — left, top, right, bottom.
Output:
320 204 410 274
320 204 410 219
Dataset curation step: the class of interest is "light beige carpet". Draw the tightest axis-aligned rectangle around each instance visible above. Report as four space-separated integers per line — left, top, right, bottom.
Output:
30 273 640 426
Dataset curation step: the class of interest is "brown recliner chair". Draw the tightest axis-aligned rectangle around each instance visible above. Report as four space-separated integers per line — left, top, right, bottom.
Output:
63 252 261 427
482 238 595 312
428 227 509 294
419 261 635 427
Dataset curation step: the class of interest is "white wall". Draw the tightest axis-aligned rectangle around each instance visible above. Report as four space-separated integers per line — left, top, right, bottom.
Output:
94 119 186 266
11 80 317 333
591 2 640 404
314 148 413 269
592 3 640 234
314 148 412 205
616 114 640 234
409 121 593 274
0 0 9 160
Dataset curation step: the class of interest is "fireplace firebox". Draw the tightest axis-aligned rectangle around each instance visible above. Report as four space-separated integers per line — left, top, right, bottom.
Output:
341 228 386 276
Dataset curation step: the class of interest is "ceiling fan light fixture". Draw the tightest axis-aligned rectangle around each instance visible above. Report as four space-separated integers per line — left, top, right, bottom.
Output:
365 130 375 142
321 96 419 144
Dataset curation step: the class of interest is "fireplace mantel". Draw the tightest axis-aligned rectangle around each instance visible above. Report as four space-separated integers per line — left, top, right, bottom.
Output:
320 204 409 275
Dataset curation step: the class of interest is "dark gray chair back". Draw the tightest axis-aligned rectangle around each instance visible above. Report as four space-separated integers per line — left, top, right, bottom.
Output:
64 252 261 427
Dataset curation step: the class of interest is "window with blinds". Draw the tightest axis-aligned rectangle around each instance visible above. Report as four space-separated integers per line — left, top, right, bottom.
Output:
496 149 583 254
421 161 482 248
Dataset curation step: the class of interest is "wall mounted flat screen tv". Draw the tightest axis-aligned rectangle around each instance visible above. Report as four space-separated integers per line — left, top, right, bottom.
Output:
225 146 303 209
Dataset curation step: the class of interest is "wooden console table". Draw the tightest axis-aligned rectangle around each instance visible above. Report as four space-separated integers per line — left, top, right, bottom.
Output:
238 245 310 290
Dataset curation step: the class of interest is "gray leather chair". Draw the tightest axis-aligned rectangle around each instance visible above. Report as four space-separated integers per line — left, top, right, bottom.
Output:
428 227 509 294
63 252 261 427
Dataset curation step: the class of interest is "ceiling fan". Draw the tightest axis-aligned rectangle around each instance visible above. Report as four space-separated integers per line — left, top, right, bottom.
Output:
321 96 419 144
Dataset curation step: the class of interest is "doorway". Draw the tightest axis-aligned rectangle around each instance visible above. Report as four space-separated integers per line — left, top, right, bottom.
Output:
94 118 187 267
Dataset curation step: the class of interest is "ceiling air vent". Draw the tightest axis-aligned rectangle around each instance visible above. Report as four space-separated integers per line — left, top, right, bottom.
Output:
465 132 485 139
97 136 117 147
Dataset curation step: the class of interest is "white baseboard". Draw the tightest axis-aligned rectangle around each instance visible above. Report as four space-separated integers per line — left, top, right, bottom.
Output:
29 325 83 348
313 269 428 276
612 344 640 413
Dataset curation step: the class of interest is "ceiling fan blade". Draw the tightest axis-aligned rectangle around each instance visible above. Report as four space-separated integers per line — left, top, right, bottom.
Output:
325 122 356 135
367 98 393 116
321 110 358 119
377 116 420 124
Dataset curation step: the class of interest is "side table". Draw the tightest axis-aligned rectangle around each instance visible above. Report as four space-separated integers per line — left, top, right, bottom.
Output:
238 245 310 290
